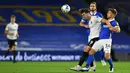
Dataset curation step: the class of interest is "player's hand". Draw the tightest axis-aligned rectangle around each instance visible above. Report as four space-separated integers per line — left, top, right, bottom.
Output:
109 27 116 31
8 33 14 35
16 34 19 38
83 25 89 28
107 24 114 31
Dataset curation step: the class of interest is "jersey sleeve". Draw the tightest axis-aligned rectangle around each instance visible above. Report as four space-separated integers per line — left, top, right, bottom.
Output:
81 18 85 22
98 12 103 18
112 21 119 27
5 24 9 30
81 18 89 24
96 16 102 22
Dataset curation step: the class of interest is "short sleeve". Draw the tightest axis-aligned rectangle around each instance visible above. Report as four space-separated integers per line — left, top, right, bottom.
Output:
5 24 9 30
81 18 85 22
97 12 103 18
96 16 102 22
112 21 119 27
98 13 103 18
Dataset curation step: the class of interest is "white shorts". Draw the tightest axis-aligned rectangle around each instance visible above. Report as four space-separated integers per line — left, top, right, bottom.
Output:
92 39 112 53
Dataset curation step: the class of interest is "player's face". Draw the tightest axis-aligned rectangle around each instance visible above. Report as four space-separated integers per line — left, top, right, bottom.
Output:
82 12 90 20
107 11 113 18
10 17 16 22
90 4 96 11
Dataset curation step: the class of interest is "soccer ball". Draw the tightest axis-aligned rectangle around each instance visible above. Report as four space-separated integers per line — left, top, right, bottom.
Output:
61 4 70 13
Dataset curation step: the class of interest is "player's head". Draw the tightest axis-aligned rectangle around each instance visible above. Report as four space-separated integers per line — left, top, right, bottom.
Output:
10 15 16 23
79 8 91 20
89 2 97 12
107 8 117 19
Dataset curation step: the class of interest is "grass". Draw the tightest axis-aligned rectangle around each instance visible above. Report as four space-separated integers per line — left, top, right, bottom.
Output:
0 61 130 73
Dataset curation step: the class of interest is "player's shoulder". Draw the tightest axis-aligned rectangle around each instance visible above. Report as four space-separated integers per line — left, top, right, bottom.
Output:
110 19 119 26
81 18 88 23
81 18 85 21
6 23 11 26
96 12 103 17
96 12 102 15
110 19 117 23
15 23 19 26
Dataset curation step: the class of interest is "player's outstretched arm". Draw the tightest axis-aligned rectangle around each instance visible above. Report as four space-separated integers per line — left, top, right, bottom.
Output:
16 33 19 37
101 18 112 28
4 30 14 36
79 21 89 28
5 25 14 36
112 25 121 33
101 18 120 33
100 18 116 31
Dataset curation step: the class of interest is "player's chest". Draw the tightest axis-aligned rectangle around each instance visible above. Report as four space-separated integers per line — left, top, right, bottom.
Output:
88 20 99 28
8 25 18 31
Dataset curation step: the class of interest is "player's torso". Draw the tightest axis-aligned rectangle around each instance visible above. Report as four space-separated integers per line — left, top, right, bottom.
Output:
7 23 18 39
82 12 102 41
88 16 101 39
100 20 117 39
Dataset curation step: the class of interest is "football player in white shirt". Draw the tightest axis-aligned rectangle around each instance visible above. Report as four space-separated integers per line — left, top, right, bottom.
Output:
4 15 19 63
78 2 106 71
70 8 114 71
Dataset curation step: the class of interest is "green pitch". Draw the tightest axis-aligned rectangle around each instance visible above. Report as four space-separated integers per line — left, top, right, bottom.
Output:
0 61 129 73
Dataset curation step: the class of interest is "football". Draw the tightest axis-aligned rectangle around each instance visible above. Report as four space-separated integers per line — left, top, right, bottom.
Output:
61 4 70 13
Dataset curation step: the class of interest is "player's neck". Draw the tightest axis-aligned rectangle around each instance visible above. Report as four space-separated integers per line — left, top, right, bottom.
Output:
91 11 97 14
11 22 15 24
88 16 91 20
108 18 115 20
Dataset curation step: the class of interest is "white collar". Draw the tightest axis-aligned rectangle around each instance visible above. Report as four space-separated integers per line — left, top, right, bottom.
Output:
90 11 97 15
10 22 16 24
108 18 115 22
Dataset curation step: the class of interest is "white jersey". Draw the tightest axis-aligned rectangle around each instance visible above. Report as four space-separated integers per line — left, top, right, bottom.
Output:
5 23 19 40
88 16 102 40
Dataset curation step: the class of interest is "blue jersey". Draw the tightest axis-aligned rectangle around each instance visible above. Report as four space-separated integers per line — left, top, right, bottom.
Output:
99 19 119 39
81 12 103 35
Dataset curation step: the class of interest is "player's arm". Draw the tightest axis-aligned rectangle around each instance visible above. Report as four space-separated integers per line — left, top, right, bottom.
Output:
16 32 19 37
101 19 120 33
112 26 121 33
16 25 19 37
110 22 121 33
100 18 115 31
79 18 89 28
4 30 14 35
79 21 89 28
4 25 14 35
96 16 114 30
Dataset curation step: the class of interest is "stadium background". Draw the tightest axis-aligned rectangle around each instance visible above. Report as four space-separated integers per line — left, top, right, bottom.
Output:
0 0 130 62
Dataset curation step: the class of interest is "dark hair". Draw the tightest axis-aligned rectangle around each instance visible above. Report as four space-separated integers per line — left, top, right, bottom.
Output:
108 8 117 16
90 1 96 6
11 15 16 18
79 8 90 14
